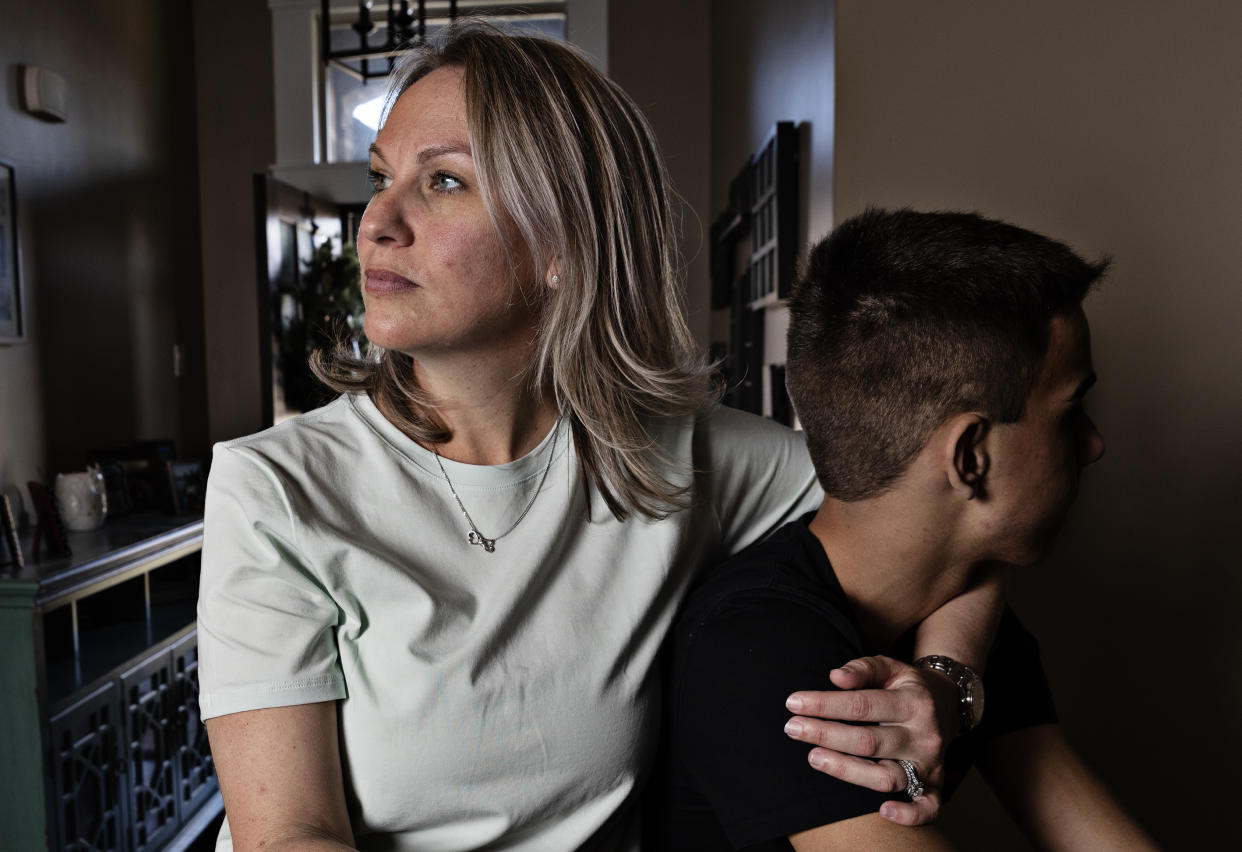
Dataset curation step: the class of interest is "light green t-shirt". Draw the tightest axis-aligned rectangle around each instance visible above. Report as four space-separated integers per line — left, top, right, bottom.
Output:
198 394 820 851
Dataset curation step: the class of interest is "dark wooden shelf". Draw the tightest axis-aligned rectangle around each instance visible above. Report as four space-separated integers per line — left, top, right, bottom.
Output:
9 513 203 609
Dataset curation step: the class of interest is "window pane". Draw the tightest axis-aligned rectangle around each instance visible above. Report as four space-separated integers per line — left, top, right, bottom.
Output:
325 15 567 164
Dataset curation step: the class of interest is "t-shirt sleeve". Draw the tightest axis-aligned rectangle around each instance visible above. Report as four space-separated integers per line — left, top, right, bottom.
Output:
669 591 891 848
700 407 822 559
196 442 347 720
977 606 1058 736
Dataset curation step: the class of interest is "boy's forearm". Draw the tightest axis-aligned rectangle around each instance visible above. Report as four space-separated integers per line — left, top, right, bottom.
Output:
978 724 1158 851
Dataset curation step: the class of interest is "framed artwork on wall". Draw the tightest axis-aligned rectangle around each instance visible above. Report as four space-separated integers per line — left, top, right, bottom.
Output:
0 158 25 344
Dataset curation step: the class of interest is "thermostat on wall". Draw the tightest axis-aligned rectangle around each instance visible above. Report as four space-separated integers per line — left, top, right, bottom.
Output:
20 65 67 123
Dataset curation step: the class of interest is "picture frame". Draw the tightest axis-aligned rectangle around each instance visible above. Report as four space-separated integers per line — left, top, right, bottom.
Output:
0 492 23 573
165 459 205 515
27 480 71 559
0 158 25 344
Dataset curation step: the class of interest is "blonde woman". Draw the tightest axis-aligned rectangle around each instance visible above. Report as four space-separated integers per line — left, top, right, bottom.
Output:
198 22 996 851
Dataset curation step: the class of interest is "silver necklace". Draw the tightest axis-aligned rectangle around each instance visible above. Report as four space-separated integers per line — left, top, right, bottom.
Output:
432 423 559 553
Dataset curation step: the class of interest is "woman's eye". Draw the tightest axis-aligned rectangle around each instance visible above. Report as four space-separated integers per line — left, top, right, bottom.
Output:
431 172 464 193
367 168 391 192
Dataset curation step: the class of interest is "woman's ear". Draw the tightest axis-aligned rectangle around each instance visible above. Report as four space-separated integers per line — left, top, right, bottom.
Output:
946 413 990 500
546 265 561 289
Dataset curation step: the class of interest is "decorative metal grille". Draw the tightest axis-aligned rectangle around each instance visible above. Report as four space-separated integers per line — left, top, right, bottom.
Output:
45 628 218 851
49 681 124 852
122 652 178 851
172 633 216 817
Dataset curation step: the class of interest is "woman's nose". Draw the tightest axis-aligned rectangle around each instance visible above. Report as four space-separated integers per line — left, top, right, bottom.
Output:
359 190 413 246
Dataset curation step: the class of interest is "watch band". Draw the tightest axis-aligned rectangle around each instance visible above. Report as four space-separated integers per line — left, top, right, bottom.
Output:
914 654 984 733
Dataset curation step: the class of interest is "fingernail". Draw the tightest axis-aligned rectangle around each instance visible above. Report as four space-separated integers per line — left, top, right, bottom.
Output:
880 803 898 821
808 751 825 769
786 695 803 711
784 719 803 737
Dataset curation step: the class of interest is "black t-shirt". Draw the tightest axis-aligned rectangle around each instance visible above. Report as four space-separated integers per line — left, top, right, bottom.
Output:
649 515 1057 851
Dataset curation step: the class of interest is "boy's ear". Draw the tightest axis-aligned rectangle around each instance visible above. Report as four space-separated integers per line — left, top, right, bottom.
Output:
946 413 990 499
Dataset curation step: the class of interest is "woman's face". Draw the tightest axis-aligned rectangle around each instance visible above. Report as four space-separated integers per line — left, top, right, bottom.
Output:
357 66 538 361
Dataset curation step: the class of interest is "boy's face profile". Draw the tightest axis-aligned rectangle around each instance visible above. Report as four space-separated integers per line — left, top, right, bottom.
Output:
979 308 1106 567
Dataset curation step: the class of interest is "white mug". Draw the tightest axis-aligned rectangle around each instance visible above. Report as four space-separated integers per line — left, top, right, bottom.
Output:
55 469 108 531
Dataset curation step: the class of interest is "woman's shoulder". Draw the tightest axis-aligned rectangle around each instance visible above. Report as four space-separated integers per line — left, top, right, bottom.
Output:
208 395 376 498
216 395 360 459
698 404 810 457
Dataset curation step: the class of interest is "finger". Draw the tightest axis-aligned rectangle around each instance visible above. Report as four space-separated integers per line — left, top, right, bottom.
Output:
879 790 942 826
786 687 909 723
784 717 909 758
804 749 907 793
826 656 900 690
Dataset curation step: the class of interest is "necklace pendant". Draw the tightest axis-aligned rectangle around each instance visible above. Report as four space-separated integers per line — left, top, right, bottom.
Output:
467 530 496 552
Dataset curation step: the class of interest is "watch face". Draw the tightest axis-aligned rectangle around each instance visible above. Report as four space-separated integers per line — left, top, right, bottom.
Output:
967 681 985 726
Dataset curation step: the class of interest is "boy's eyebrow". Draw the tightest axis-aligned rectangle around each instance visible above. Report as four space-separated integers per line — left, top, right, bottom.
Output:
1070 372 1098 402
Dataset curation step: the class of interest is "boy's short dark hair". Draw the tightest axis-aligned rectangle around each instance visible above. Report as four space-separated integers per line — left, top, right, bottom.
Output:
787 208 1108 501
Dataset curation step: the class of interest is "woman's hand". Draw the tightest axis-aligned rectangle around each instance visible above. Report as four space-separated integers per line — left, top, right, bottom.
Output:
783 655 962 826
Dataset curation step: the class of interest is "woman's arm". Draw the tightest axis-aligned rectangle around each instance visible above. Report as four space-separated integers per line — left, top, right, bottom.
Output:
784 574 1005 824
207 702 356 852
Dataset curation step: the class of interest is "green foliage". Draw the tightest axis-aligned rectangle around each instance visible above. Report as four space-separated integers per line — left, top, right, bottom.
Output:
276 240 366 413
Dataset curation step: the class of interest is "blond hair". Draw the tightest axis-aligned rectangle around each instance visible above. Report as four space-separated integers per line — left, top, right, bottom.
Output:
315 20 717 520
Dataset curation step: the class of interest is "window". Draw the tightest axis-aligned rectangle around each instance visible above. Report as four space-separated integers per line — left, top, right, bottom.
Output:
323 5 567 163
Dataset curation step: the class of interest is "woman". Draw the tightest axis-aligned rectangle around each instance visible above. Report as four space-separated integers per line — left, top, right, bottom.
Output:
199 22 992 851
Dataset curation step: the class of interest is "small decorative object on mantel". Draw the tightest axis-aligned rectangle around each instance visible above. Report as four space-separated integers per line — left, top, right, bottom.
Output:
92 460 132 517
166 460 205 515
26 480 71 559
54 466 108 531
90 439 177 512
0 492 23 574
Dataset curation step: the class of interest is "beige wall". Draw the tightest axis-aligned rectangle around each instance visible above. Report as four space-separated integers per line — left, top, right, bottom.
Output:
0 0 206 498
837 1 1241 846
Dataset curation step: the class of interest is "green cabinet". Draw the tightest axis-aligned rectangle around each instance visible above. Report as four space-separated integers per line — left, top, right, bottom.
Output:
0 516 220 851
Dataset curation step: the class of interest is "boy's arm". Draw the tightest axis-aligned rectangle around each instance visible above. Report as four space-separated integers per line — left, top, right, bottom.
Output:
910 571 1005 668
790 813 958 851
977 724 1158 851
786 574 1004 824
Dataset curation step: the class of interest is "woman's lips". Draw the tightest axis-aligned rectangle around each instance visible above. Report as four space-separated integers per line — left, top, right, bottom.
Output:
365 269 417 293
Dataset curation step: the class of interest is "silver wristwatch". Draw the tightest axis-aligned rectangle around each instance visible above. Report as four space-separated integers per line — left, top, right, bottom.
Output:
915 655 985 733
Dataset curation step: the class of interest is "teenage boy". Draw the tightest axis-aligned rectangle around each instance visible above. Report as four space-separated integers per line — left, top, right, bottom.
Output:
655 209 1156 850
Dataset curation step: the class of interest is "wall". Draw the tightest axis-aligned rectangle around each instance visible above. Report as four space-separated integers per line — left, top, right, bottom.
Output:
193 0 276 445
0 0 206 503
709 0 834 407
836 1 1241 846
608 0 712 345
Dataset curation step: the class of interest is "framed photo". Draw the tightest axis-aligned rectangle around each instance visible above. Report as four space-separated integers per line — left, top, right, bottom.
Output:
0 158 24 343
0 492 23 573
166 459 205 515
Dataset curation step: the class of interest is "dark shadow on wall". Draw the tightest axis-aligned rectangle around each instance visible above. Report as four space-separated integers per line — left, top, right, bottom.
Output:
26 0 207 477
31 168 206 474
